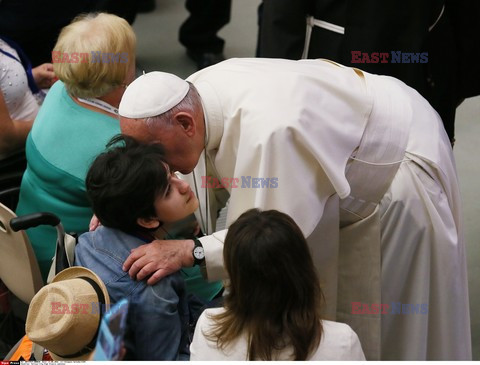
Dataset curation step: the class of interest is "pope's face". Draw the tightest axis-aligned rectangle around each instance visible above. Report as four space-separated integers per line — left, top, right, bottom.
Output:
120 117 201 174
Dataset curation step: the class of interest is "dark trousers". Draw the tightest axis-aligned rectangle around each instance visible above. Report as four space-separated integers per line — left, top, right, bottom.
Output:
179 0 232 54
0 0 97 66
94 0 139 24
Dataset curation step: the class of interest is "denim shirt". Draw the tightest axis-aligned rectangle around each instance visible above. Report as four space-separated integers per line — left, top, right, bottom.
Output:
75 226 190 360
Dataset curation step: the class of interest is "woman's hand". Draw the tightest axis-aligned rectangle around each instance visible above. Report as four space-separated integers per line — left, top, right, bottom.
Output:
32 63 56 89
123 239 195 285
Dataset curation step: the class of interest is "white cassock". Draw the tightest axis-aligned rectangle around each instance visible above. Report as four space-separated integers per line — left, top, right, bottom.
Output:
182 58 471 360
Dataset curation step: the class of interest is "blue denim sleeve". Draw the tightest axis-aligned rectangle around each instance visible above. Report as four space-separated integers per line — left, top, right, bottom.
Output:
129 273 190 360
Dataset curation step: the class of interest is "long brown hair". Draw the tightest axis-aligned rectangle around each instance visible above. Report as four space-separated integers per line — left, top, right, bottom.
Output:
206 209 324 360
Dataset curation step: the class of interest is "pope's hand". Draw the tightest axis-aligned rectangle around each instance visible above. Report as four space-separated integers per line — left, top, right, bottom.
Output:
123 239 195 285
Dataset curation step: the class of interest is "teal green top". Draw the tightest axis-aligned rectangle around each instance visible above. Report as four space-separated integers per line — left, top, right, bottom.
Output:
16 81 121 280
181 266 223 301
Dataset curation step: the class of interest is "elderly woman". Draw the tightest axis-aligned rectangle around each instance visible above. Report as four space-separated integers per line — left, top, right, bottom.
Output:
16 13 136 280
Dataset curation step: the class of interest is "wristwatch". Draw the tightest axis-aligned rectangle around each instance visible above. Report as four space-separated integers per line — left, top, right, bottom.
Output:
192 238 205 266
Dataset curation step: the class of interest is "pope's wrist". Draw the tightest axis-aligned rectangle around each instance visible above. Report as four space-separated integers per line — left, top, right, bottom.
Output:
184 239 195 267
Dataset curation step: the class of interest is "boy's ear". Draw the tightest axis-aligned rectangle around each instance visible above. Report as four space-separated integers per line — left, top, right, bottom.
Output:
136 217 161 230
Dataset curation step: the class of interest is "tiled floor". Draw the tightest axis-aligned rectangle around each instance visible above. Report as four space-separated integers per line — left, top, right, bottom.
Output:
132 0 479 359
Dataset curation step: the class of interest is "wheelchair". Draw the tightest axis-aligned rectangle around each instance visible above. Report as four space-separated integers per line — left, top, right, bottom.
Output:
0 202 76 359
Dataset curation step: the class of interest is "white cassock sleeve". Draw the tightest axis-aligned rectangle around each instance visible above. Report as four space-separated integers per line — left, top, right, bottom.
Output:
197 229 227 281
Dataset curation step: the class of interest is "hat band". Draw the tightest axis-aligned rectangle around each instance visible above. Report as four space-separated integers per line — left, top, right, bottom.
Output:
51 276 107 359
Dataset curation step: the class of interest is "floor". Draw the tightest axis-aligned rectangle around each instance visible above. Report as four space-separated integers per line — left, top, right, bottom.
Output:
132 0 479 359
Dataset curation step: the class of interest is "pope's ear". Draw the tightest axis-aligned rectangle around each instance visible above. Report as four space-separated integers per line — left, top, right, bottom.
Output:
174 112 195 136
136 217 160 229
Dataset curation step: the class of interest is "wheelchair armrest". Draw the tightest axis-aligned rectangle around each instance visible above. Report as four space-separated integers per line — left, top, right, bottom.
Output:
10 212 61 231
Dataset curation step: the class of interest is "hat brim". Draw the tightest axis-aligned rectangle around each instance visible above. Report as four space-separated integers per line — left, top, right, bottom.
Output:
52 266 110 310
49 348 94 361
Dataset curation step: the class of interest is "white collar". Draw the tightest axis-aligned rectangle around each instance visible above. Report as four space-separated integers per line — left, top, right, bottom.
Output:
194 81 224 152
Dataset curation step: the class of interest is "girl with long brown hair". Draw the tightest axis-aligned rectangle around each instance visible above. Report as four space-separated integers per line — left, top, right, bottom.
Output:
190 208 365 360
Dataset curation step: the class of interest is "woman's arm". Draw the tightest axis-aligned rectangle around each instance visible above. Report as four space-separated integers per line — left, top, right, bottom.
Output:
0 91 33 155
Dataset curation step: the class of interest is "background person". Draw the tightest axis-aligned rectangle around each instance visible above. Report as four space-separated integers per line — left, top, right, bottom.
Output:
0 36 55 211
117 59 471 360
0 37 55 159
190 208 365 360
15 13 136 280
180 0 232 70
0 0 97 67
256 0 480 144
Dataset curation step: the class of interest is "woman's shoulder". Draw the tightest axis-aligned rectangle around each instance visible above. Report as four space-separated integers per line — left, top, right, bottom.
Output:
321 319 356 334
32 80 68 118
312 320 365 360
191 307 249 361
42 80 65 100
194 308 226 343
197 307 225 326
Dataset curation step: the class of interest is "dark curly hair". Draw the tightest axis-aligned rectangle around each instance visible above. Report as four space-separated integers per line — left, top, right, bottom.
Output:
85 134 169 233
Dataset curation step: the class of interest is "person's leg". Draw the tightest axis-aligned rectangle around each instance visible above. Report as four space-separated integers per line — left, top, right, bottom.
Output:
94 0 139 24
179 0 232 69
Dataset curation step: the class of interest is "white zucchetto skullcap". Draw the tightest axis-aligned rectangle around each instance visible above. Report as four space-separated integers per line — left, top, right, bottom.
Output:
119 71 190 119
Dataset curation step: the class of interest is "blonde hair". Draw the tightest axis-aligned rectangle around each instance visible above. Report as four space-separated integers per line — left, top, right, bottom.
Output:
53 13 136 98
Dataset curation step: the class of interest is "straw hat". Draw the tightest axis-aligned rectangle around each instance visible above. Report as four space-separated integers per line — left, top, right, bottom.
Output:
26 267 110 360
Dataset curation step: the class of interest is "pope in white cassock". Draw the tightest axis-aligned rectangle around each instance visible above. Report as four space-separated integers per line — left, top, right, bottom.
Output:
118 58 471 360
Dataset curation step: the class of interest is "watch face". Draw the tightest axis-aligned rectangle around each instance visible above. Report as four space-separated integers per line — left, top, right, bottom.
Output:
194 246 205 260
